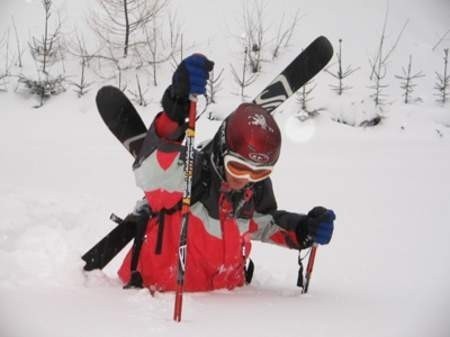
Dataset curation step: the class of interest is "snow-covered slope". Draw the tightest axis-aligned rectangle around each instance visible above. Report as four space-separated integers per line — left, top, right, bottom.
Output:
1 0 450 336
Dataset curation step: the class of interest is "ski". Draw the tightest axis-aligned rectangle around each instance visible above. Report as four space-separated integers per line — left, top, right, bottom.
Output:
81 87 148 271
82 36 333 271
96 85 147 158
82 214 136 271
253 35 333 113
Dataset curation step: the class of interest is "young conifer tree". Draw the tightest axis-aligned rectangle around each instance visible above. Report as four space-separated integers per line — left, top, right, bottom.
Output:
434 49 449 104
325 39 359 95
19 0 65 107
395 55 424 104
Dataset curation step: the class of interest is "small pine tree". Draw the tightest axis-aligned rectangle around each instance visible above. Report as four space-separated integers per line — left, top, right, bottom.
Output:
69 34 93 98
295 79 323 120
20 0 65 107
434 48 449 104
29 0 63 74
395 55 425 104
325 39 359 95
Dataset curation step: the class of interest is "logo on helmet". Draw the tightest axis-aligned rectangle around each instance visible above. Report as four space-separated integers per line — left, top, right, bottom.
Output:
248 113 274 133
249 152 270 163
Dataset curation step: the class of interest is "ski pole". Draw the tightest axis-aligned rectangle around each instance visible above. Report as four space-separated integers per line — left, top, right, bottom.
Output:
173 94 198 322
302 244 318 294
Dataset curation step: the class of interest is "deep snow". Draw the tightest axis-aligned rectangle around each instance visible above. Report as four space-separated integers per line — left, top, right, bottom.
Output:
1 0 450 336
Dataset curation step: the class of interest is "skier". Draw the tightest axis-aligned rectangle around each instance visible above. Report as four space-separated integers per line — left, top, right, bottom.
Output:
117 54 335 291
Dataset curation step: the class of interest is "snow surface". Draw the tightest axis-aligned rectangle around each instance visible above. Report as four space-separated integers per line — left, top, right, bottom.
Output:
1 0 450 336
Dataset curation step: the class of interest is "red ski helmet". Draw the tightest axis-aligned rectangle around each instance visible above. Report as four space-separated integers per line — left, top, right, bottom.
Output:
221 103 282 166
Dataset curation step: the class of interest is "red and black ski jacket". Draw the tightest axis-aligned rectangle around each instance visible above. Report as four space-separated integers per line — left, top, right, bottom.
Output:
118 111 310 292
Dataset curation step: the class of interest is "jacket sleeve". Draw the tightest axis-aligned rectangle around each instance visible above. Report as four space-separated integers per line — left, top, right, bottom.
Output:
249 179 310 250
132 109 188 212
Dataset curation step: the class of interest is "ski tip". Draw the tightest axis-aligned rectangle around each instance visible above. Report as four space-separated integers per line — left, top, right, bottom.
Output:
315 35 331 46
313 36 334 62
95 85 121 105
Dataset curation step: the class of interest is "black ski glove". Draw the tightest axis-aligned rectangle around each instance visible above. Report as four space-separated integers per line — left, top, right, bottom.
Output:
297 206 335 248
162 54 214 125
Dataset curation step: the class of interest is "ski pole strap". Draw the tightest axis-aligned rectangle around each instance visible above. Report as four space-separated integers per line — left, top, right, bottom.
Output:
303 245 318 294
130 215 149 270
245 258 255 284
297 252 304 288
155 212 165 255
154 205 183 255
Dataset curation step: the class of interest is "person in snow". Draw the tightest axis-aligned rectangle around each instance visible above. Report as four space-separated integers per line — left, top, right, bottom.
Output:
118 54 335 291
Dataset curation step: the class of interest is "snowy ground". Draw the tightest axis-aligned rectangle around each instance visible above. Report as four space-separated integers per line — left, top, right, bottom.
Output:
1 0 450 336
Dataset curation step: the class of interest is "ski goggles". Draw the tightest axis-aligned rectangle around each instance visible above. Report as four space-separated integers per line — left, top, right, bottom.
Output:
224 153 273 182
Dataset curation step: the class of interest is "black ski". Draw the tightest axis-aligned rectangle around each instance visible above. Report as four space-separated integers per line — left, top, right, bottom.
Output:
82 36 333 271
253 35 333 113
82 214 136 271
81 87 148 271
96 85 147 158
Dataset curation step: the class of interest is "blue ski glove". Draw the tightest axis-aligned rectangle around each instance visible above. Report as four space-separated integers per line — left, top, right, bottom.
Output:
162 54 214 125
306 206 335 245
172 53 214 97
